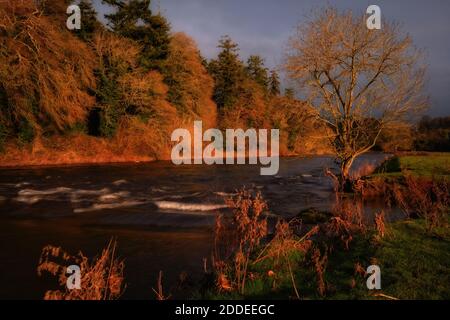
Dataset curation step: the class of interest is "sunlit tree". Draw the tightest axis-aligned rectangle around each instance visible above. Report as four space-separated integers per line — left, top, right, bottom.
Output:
285 7 428 188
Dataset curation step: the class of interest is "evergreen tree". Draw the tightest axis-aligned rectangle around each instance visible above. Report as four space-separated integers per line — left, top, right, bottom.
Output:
269 70 281 96
285 88 295 99
103 0 171 70
76 0 101 41
208 35 245 109
245 55 268 91
94 68 123 138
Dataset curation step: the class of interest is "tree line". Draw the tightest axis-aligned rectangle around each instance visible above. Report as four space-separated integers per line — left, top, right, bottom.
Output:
1 1 434 179
0 0 328 159
377 116 450 152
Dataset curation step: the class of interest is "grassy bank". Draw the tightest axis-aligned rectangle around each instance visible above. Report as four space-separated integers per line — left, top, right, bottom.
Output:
200 154 450 300
202 217 449 300
372 152 450 178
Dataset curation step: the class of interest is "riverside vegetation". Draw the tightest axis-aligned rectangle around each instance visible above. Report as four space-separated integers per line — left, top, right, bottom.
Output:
37 153 450 300
0 0 330 166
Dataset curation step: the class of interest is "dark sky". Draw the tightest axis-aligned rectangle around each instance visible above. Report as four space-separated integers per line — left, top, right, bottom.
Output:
92 0 450 117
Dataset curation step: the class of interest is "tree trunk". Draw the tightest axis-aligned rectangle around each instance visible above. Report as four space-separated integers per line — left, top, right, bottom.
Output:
340 156 356 193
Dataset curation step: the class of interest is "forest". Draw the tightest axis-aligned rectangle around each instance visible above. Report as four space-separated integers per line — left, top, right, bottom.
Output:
0 0 330 166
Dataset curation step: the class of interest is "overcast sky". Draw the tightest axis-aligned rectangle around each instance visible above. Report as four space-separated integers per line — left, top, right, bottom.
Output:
92 0 450 117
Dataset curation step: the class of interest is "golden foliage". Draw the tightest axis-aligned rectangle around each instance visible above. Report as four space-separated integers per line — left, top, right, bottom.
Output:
0 1 334 166
166 32 217 128
0 133 154 166
119 71 166 114
220 79 268 130
94 31 178 119
377 122 414 152
114 115 178 160
94 32 141 72
268 96 331 155
0 0 96 133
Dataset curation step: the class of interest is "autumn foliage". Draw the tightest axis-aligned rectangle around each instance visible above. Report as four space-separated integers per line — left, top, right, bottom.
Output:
0 0 330 165
0 0 96 137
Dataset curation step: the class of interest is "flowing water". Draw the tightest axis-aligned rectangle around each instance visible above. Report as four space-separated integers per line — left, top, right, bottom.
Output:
0 153 391 299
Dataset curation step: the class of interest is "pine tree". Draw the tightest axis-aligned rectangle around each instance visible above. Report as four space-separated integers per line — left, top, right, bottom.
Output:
285 88 295 99
103 0 171 70
246 55 268 92
76 0 101 41
208 35 245 109
269 70 281 96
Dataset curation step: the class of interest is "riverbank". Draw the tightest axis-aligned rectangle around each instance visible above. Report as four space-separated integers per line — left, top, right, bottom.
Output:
0 133 333 168
199 153 450 300
370 152 450 178
202 216 450 300
0 134 156 168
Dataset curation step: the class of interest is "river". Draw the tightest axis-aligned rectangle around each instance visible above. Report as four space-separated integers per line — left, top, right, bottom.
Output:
0 153 390 299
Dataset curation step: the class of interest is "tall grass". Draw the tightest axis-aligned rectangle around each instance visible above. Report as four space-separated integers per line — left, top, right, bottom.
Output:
152 271 171 300
37 239 125 300
323 197 366 250
394 176 450 231
253 220 319 299
213 188 268 294
374 211 387 240
359 175 450 231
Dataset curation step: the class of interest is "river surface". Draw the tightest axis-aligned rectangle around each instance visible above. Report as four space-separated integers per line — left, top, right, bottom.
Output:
0 153 391 299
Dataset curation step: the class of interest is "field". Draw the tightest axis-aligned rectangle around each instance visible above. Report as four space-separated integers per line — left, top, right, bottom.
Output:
373 153 450 178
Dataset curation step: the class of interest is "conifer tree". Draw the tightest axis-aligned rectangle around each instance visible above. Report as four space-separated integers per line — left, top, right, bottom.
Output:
103 0 170 70
284 88 295 99
76 0 101 41
208 35 245 109
269 70 281 96
246 55 269 92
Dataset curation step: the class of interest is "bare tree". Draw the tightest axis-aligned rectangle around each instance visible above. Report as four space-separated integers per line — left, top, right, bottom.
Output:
284 7 428 188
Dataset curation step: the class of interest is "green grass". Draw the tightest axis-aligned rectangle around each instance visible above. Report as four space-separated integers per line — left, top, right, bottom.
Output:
200 153 450 300
373 153 450 178
372 219 450 299
399 154 450 176
203 217 450 300
326 217 450 300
